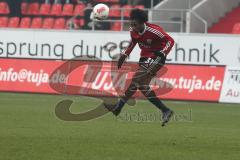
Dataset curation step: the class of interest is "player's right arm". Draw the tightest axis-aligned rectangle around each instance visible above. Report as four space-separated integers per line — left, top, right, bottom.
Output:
117 37 137 69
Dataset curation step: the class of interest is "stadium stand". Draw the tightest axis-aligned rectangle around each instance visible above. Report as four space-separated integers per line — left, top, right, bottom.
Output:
50 3 62 16
42 17 54 29
0 2 9 14
122 4 132 18
21 2 28 15
73 3 85 16
232 22 240 34
111 21 121 31
0 0 148 30
62 3 74 16
8 17 20 28
151 0 202 32
208 6 240 34
189 0 240 33
31 17 43 28
0 0 238 33
19 17 31 28
27 2 40 15
39 3 51 15
53 17 66 29
109 4 121 18
0 16 8 27
152 0 240 33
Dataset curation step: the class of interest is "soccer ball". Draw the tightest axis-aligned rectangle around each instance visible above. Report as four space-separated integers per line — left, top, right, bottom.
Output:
93 3 109 20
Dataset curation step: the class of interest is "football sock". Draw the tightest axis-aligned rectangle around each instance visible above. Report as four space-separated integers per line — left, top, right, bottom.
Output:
148 96 169 112
142 89 169 112
113 98 126 111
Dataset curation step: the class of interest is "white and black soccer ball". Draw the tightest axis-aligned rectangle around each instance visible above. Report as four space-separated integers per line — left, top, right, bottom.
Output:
92 3 109 20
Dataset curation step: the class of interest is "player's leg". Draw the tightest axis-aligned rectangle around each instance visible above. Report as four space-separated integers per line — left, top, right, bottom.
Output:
109 83 137 116
138 77 173 126
110 67 144 116
139 80 169 113
137 70 171 111
138 57 173 126
107 60 149 116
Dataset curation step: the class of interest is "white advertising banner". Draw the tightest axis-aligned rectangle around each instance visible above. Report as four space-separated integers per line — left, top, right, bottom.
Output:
0 29 240 66
220 67 240 103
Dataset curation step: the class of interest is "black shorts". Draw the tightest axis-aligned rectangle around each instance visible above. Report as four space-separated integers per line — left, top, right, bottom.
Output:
138 56 165 75
139 57 156 69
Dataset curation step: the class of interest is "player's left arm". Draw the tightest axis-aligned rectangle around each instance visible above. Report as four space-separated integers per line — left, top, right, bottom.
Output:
153 28 175 65
147 29 175 75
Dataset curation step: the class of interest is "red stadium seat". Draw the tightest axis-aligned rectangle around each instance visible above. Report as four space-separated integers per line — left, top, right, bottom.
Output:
73 4 85 16
123 5 133 18
19 17 31 28
67 18 84 29
42 18 54 29
135 5 144 9
62 4 74 16
0 17 8 27
111 22 121 31
232 23 240 34
0 2 9 14
21 2 28 15
39 3 51 16
109 5 121 17
27 2 40 15
50 4 62 16
53 18 66 29
8 17 20 28
31 17 43 28
79 19 84 26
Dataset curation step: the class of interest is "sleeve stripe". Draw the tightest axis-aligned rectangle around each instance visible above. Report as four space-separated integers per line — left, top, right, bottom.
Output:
122 53 128 56
162 41 171 52
147 27 164 38
148 28 164 38
151 28 165 38
146 26 165 38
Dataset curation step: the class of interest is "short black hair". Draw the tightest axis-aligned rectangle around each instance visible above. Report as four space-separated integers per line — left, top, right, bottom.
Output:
130 9 148 23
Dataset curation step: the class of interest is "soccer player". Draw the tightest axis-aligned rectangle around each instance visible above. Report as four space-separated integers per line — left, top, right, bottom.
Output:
106 9 175 126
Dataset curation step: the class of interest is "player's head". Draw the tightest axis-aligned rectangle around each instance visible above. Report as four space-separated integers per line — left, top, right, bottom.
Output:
130 9 148 32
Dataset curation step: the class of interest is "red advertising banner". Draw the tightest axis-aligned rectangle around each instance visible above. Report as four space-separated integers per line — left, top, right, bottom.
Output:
0 59 63 94
0 58 225 101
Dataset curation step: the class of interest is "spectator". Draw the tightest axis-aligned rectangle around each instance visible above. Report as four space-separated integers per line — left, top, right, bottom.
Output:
82 2 92 29
5 0 22 17
67 15 82 30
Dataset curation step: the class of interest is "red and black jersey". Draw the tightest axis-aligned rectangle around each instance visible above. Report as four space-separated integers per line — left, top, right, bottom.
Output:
123 22 175 58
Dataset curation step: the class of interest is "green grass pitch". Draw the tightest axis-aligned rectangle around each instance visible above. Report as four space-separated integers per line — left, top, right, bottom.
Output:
0 92 240 160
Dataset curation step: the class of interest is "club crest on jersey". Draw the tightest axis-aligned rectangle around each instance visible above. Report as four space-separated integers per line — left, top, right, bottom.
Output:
146 39 152 44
